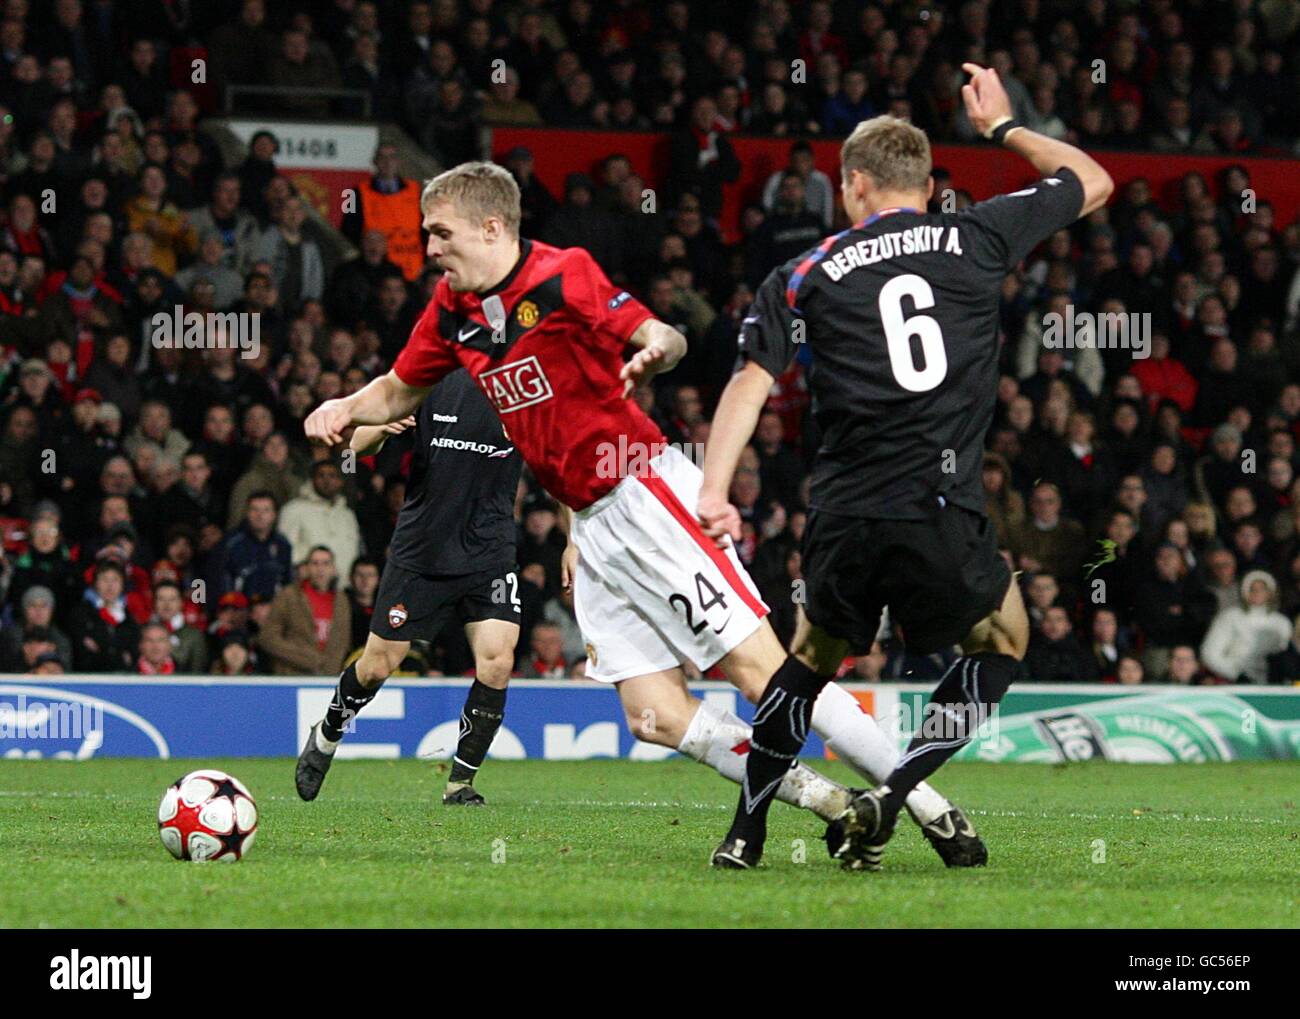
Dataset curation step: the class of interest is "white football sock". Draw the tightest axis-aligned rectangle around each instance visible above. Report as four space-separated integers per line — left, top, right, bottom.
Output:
314 722 340 754
677 701 849 821
810 682 951 825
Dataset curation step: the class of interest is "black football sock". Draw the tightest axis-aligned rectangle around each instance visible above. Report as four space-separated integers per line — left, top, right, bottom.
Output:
879 652 1017 820
320 662 379 743
725 655 833 851
448 681 508 784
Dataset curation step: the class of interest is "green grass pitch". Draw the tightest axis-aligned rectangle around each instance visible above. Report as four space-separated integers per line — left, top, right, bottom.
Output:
1 759 1295 928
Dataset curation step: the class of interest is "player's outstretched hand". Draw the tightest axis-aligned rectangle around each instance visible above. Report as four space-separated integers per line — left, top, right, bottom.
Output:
381 415 417 435
960 62 1013 137
560 542 578 591
619 345 666 398
304 398 353 446
698 491 741 547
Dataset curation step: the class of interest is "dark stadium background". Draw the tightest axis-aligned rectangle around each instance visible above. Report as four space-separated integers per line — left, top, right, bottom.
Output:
1 0 1299 691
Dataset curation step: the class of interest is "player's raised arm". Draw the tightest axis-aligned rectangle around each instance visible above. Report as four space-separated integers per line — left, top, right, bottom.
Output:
349 416 417 456
961 62 1113 216
699 267 795 544
699 360 774 543
619 318 688 397
305 370 430 446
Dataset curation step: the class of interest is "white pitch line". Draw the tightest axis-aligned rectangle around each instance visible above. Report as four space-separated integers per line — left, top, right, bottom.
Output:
546 800 1290 824
0 791 1289 825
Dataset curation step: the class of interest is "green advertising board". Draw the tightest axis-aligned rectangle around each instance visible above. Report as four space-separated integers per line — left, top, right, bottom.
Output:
846 684 1300 763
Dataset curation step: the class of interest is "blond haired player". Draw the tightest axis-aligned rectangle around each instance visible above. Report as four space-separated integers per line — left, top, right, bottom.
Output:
304 160 985 863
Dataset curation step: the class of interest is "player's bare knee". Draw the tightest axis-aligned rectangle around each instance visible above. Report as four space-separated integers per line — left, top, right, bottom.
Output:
1003 611 1029 660
354 655 388 688
358 641 408 686
792 624 848 678
621 701 682 747
960 610 1028 661
720 623 787 703
474 651 513 689
732 668 767 705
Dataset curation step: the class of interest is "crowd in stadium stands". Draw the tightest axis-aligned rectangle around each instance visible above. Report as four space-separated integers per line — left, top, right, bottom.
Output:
1 0 1300 687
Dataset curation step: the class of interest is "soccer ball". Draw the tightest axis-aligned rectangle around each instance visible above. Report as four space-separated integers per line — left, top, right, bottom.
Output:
158 769 258 862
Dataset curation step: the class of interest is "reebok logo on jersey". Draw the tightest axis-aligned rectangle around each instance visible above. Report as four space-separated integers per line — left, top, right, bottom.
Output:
478 356 554 413
429 435 515 457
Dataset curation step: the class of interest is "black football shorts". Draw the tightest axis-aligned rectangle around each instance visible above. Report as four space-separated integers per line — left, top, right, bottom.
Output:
370 561 521 641
802 502 1011 655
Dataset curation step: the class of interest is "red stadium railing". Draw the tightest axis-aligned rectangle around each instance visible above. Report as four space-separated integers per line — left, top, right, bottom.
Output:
492 126 1300 244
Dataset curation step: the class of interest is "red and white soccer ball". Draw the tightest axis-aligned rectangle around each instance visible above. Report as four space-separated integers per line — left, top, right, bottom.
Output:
158 769 258 862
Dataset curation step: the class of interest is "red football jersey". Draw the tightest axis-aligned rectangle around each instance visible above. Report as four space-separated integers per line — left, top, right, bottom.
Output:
392 240 667 509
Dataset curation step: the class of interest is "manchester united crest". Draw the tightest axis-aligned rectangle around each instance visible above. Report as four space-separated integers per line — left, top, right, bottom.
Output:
388 603 408 629
515 300 539 328
585 642 597 668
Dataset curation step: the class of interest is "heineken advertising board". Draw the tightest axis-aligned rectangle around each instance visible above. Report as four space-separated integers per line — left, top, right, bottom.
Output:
862 686 1300 763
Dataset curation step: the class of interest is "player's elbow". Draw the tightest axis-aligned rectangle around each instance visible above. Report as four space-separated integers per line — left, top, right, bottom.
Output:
733 358 776 400
1080 166 1114 217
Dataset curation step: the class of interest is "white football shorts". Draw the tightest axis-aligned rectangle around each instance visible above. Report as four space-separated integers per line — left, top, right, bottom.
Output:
571 445 770 683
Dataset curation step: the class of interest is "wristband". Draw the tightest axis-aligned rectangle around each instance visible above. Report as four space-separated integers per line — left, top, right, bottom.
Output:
989 117 1023 145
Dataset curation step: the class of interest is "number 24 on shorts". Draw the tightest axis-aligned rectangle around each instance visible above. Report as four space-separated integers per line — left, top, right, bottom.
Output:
668 572 731 635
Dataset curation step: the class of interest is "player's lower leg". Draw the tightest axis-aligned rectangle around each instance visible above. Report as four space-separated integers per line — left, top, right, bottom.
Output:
811 682 987 867
445 620 518 805
714 655 832 867
618 669 850 868
839 651 1017 869
675 699 851 825
443 680 506 806
296 639 404 802
838 583 1029 869
812 682 953 824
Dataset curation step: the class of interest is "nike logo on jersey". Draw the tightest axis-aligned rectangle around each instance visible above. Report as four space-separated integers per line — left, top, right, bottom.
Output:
439 274 564 360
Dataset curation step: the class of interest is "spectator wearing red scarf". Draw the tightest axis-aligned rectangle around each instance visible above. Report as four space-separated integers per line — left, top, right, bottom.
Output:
70 560 140 672
523 622 568 678
136 620 177 674
668 96 739 222
255 545 351 675
0 249 26 316
1 193 55 262
38 257 126 378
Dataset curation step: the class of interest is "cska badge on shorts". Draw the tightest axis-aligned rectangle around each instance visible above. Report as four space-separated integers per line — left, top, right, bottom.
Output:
585 642 597 668
389 603 408 629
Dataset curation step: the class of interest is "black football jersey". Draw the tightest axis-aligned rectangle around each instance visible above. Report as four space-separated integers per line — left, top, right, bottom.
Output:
386 368 522 575
740 167 1086 520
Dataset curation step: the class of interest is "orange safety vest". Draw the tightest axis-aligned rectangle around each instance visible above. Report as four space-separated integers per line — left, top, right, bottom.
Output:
359 177 425 281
